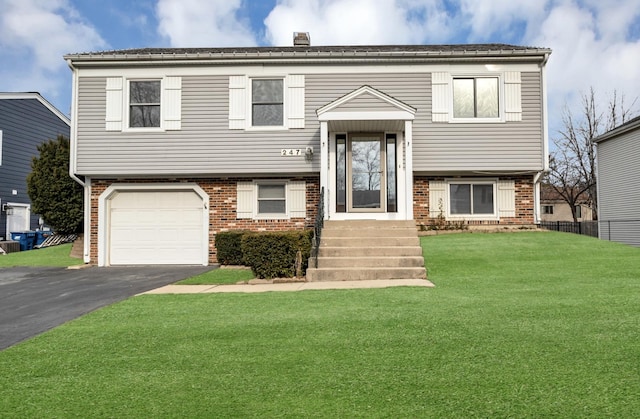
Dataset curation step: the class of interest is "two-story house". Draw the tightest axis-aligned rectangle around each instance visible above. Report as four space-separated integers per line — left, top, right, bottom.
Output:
65 37 551 267
0 93 70 241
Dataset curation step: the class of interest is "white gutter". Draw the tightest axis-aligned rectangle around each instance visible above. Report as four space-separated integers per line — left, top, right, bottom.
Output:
66 58 91 264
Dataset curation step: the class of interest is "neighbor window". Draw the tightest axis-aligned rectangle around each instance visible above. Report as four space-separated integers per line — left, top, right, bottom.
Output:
252 79 284 126
543 205 554 215
449 183 494 215
574 205 582 218
129 80 161 128
257 183 286 214
453 77 499 118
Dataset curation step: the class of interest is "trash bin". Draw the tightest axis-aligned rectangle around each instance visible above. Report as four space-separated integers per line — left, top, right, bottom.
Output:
10 231 36 251
35 230 52 246
10 232 29 251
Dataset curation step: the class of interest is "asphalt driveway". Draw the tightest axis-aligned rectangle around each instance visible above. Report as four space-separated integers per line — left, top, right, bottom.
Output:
0 265 213 350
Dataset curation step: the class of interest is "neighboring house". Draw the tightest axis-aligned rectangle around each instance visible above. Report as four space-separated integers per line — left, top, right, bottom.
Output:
593 116 640 246
65 37 551 266
0 93 71 241
540 184 593 222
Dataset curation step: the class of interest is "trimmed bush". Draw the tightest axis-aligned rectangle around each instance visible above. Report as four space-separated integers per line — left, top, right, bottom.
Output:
215 231 248 265
241 230 313 279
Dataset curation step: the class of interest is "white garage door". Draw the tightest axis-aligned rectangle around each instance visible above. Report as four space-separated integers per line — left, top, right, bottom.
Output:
109 191 205 265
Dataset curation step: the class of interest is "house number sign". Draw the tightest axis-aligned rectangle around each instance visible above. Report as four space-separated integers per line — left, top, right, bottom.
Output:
281 149 303 156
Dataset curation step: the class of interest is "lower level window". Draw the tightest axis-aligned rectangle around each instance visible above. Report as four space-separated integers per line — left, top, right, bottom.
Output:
450 183 494 215
543 205 554 215
257 184 286 214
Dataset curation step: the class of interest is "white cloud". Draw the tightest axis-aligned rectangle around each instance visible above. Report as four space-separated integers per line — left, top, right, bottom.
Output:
0 0 106 112
530 1 640 133
264 0 455 46
156 0 257 47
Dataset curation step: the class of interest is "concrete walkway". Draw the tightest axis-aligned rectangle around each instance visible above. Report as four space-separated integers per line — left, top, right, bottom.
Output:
141 278 434 295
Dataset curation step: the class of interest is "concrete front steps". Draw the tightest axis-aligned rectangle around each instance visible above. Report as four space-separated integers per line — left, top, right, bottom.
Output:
306 220 427 282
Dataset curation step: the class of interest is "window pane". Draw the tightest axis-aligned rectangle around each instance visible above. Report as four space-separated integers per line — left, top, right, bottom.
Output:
130 81 160 104
453 78 475 118
476 78 499 118
473 184 494 214
252 79 283 103
336 136 346 212
258 200 286 214
252 104 283 126
130 105 160 127
386 136 397 212
450 184 471 214
258 184 285 199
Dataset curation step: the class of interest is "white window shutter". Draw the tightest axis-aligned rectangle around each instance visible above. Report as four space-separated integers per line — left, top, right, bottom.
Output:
429 181 447 217
287 75 305 129
236 182 254 218
288 181 306 218
504 71 522 122
105 77 123 131
498 179 516 217
163 76 182 130
229 75 247 129
431 72 450 122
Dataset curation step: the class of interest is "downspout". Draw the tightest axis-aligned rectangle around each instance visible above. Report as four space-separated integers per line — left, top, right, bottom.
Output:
534 52 551 225
66 59 91 264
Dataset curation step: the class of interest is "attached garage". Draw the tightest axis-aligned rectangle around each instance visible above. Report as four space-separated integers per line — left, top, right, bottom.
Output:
99 184 209 266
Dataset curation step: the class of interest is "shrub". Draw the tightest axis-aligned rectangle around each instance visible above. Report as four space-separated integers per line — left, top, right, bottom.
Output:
26 135 83 234
215 231 248 265
241 230 313 279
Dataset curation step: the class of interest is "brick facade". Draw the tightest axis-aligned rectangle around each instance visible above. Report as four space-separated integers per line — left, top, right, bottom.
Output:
413 175 535 227
89 176 320 264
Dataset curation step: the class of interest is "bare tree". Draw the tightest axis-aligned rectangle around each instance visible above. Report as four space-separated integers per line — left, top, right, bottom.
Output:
547 88 637 221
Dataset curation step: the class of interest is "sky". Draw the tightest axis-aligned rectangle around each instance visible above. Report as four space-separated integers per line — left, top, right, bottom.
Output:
1 0 639 136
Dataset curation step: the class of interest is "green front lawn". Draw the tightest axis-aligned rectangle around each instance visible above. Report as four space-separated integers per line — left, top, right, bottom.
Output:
1 232 639 417
178 267 255 285
0 243 81 268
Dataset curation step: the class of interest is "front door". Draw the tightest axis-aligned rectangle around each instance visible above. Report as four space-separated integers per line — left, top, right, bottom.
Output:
6 204 30 239
348 134 385 212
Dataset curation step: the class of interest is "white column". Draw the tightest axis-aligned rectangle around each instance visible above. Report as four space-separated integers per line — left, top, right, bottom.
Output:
320 121 329 220
404 120 414 220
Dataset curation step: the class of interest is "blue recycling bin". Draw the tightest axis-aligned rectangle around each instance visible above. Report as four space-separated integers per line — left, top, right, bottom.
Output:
35 230 52 246
10 231 36 251
10 232 29 251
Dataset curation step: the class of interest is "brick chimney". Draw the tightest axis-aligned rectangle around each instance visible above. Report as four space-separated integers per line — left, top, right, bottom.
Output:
293 32 310 47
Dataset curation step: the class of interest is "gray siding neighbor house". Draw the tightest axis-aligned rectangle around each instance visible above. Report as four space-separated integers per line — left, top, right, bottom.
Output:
0 93 71 241
594 116 640 246
65 39 551 266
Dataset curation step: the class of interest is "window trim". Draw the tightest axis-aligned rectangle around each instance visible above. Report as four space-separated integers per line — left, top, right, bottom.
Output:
248 76 286 130
253 180 291 219
124 78 164 132
450 74 504 124
446 179 498 220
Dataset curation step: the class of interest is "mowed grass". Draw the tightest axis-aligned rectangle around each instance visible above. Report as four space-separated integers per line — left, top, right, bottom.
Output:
0 243 81 267
1 231 639 417
177 267 255 285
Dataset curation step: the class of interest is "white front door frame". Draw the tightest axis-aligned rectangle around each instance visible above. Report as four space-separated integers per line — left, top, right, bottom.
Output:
320 124 413 221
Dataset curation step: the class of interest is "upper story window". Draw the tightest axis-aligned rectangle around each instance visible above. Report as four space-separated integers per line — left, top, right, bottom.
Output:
252 79 284 126
431 71 521 123
453 77 499 119
129 80 161 128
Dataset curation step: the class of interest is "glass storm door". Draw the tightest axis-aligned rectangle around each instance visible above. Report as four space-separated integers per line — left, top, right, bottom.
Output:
348 134 385 212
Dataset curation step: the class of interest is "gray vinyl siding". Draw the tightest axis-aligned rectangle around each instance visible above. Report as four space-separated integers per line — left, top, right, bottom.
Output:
75 70 544 176
0 98 70 238
597 130 640 246
76 76 319 176
414 72 543 172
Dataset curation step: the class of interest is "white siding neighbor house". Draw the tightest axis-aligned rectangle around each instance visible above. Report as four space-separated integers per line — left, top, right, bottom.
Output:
65 37 551 267
594 116 640 246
